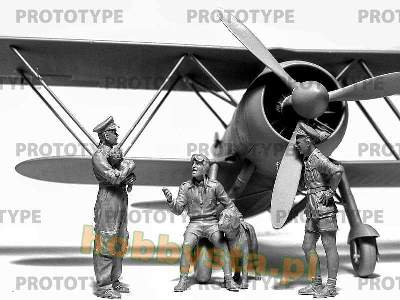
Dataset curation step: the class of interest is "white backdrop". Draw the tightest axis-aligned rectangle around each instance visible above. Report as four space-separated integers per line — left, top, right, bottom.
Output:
1 0 400 299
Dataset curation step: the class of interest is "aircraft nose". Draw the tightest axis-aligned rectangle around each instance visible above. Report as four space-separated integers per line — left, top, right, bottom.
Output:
291 81 329 119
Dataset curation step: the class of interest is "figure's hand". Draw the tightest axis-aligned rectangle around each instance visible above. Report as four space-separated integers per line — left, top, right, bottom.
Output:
123 174 136 186
240 219 248 230
124 160 135 172
128 173 136 183
162 187 173 203
275 161 281 171
122 174 135 193
298 120 307 129
321 189 334 206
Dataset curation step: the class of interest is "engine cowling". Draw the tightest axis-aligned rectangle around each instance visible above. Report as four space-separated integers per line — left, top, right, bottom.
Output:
221 61 348 177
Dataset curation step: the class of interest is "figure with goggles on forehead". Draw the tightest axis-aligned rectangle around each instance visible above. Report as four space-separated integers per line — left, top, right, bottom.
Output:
162 153 240 292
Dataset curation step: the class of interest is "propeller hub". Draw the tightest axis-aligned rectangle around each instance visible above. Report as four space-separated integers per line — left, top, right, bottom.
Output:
292 81 329 119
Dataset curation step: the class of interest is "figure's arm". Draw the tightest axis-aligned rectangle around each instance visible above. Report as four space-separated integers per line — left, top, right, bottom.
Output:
121 159 135 173
318 155 344 196
162 184 188 216
92 152 135 185
120 160 136 183
299 122 330 142
216 181 237 210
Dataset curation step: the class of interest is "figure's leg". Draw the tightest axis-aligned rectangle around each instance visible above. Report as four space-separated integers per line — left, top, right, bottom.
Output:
320 231 339 290
233 258 241 283
111 213 130 293
93 233 121 298
174 232 198 292
111 256 122 284
180 232 198 274
110 241 129 293
209 231 232 276
302 219 321 280
209 231 239 291
314 229 339 298
298 227 323 295
93 251 113 288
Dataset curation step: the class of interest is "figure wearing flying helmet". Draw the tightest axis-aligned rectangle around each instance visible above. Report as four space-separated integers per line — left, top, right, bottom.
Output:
294 121 344 298
162 154 240 292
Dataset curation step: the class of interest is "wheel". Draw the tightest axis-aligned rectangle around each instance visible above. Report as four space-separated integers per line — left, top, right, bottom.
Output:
350 237 377 277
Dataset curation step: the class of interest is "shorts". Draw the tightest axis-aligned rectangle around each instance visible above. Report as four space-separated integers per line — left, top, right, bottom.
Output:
184 220 220 240
305 215 338 233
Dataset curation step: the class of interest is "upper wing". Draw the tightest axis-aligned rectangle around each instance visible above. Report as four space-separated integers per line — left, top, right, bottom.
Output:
2 36 400 91
0 36 263 91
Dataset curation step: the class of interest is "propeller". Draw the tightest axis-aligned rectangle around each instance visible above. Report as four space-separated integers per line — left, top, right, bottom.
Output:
270 123 303 228
218 10 400 120
217 10 297 90
328 72 400 102
282 72 400 118
219 9 400 229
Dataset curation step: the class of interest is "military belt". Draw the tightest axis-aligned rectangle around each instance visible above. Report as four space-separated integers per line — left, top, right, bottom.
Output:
99 183 125 188
190 213 217 221
306 186 329 194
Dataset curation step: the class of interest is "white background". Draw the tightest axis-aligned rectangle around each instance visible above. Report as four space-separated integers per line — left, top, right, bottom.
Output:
0 0 400 299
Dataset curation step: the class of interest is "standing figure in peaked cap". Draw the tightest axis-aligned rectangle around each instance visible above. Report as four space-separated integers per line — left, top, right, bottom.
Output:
92 116 136 299
295 121 344 298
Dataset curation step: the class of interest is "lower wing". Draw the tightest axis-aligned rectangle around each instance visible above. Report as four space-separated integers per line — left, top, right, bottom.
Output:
15 156 400 187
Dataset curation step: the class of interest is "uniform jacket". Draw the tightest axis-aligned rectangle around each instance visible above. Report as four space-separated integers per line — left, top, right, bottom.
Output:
302 148 343 219
92 144 135 235
168 177 235 221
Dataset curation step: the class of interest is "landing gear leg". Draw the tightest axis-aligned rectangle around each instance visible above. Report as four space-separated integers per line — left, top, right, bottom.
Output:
338 170 379 277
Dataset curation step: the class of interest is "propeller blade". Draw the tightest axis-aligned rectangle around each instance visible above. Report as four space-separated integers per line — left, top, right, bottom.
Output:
217 10 297 90
271 125 303 229
329 72 400 102
283 196 307 227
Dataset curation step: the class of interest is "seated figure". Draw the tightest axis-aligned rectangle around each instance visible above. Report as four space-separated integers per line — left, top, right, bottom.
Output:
162 154 240 292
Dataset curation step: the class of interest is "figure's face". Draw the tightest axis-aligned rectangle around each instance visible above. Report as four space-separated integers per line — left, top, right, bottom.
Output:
295 136 312 155
191 160 208 179
104 129 119 146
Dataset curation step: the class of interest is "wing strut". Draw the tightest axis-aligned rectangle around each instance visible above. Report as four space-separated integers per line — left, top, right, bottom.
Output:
19 72 94 156
335 59 400 160
10 43 239 158
190 55 238 107
118 55 238 156
10 46 98 149
185 77 233 106
184 77 228 128
118 55 187 150
123 77 181 156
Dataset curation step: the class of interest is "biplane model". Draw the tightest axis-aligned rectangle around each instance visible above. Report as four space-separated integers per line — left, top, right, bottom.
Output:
4 12 400 281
